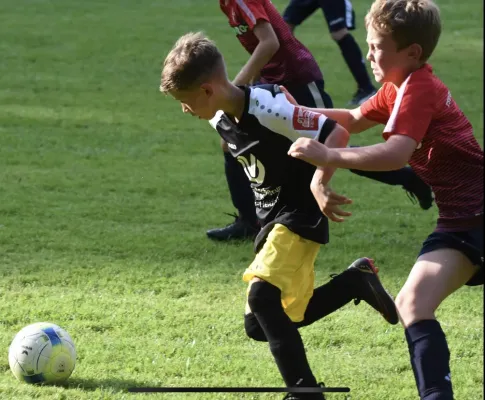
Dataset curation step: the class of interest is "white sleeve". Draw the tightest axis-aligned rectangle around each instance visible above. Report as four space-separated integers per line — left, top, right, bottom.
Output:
209 110 224 130
248 87 329 142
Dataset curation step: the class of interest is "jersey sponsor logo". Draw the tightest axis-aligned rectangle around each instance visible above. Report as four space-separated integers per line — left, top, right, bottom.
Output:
445 91 452 107
254 186 280 209
292 107 320 131
233 24 249 35
237 153 265 185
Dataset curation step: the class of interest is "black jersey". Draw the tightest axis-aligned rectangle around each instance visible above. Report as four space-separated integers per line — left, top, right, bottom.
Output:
210 84 337 247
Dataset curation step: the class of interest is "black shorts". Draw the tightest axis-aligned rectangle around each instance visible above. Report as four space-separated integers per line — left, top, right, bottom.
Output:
283 0 356 32
284 80 333 109
417 226 484 286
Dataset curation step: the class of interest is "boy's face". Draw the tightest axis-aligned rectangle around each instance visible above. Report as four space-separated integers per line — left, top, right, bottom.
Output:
366 25 420 86
170 85 217 120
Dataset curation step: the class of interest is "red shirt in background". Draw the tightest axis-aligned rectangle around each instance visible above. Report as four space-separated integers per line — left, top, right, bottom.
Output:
220 0 323 85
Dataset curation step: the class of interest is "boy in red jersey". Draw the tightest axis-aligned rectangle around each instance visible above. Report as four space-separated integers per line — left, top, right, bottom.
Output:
286 0 483 398
209 0 433 241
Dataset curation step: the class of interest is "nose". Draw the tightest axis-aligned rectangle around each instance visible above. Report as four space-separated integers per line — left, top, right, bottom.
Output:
366 49 373 62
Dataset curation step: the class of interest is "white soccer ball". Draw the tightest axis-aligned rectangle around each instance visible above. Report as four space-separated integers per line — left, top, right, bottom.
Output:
8 322 76 384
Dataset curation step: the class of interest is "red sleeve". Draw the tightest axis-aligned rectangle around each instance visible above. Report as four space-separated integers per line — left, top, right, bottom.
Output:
383 73 436 143
360 84 391 125
235 0 269 29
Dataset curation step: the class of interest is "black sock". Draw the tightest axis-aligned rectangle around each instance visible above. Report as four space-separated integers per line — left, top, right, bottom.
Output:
296 270 357 328
350 165 416 186
245 270 359 340
405 320 454 400
337 34 374 92
223 151 257 225
248 281 318 387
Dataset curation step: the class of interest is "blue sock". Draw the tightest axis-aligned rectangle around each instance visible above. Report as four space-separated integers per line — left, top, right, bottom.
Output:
223 152 257 225
405 320 454 400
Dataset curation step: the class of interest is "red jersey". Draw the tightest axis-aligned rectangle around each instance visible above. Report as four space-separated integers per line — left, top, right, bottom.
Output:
219 0 322 85
361 64 483 231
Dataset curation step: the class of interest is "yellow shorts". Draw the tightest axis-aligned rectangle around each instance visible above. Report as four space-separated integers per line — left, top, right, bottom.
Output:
243 224 321 322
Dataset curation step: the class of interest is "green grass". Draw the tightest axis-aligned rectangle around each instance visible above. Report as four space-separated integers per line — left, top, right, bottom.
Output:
0 0 483 399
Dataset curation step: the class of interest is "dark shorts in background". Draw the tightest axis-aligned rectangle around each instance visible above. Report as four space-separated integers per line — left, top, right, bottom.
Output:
285 79 333 109
283 0 356 32
418 226 484 286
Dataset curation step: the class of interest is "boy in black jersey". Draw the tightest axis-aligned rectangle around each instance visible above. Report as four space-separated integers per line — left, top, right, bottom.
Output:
160 32 398 399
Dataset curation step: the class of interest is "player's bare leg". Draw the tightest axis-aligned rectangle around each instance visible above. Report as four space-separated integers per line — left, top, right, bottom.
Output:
396 249 479 400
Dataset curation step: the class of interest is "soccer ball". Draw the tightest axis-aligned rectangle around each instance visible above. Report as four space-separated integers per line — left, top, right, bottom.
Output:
8 322 76 384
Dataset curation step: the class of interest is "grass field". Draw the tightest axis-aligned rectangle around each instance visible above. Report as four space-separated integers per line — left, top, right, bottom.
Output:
0 0 483 399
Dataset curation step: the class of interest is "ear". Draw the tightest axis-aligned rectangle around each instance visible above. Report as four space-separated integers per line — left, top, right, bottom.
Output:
407 43 423 61
200 83 214 98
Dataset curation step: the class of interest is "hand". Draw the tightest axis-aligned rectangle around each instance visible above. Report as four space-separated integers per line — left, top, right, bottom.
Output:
279 86 299 105
311 183 352 222
288 138 330 167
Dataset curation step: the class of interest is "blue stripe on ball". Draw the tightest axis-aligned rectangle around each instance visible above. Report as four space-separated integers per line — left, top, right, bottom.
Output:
42 327 62 347
23 373 45 384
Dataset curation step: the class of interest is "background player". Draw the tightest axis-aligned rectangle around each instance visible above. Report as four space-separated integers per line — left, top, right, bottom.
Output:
160 31 399 399
210 0 433 242
283 0 377 105
285 0 483 398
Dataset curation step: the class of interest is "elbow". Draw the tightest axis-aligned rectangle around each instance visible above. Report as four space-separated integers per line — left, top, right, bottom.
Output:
271 36 280 53
340 127 350 147
266 39 280 57
324 125 350 148
336 130 350 149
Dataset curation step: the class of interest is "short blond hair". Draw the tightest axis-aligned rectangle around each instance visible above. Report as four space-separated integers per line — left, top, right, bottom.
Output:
365 0 441 62
160 32 225 93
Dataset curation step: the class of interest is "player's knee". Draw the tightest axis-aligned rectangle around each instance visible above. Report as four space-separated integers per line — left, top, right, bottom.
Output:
395 290 435 327
244 313 268 342
331 28 349 42
221 138 229 153
247 280 281 314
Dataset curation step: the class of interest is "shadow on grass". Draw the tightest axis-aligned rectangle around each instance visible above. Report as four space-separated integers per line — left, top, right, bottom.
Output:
61 377 155 393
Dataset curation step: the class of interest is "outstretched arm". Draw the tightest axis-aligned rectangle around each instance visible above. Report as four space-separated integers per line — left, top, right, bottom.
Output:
288 134 417 171
279 86 379 133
